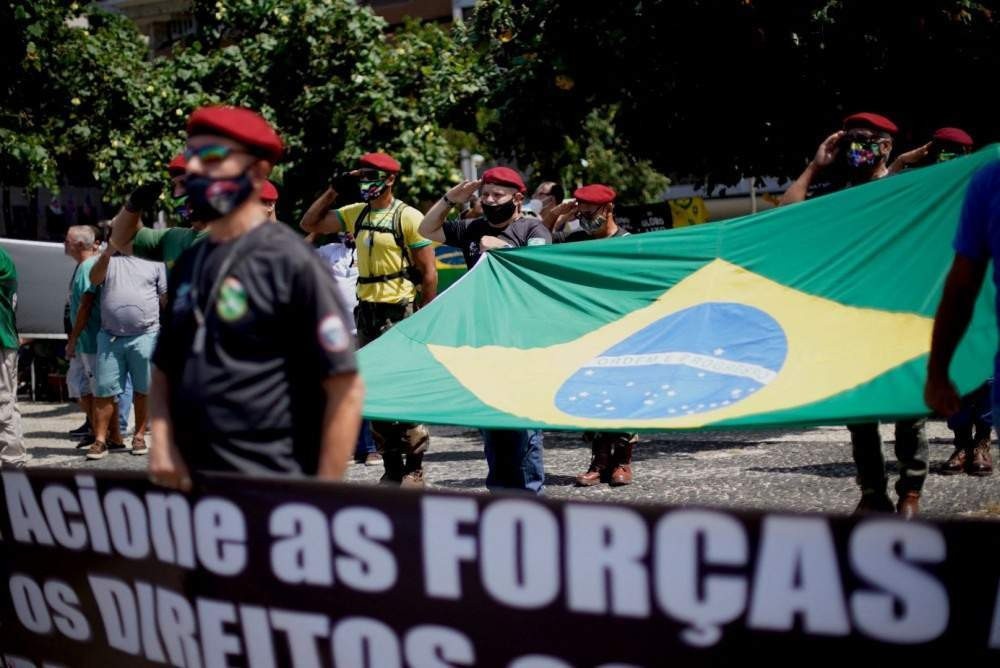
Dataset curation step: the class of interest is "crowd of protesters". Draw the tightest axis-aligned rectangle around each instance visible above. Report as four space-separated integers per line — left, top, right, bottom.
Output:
0 104 996 521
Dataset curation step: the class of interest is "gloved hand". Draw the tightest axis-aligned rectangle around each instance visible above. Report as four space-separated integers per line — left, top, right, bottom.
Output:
125 183 162 213
329 170 356 195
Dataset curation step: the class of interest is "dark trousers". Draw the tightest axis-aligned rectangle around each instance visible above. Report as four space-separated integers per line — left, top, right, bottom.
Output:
849 418 929 496
481 429 545 494
948 380 993 444
354 420 377 460
355 301 428 468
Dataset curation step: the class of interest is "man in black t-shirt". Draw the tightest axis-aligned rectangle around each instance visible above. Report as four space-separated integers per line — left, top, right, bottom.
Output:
420 167 550 493
421 167 551 270
148 105 363 490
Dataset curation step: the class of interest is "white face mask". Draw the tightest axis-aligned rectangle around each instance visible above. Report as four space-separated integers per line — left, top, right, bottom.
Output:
525 198 545 215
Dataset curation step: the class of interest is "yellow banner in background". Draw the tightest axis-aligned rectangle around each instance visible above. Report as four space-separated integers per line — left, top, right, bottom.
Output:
668 196 709 228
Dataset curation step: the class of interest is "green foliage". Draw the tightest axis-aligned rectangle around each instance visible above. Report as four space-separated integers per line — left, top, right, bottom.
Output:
2 0 483 217
464 0 669 201
466 0 999 187
0 1 149 191
5 0 995 217
561 107 670 203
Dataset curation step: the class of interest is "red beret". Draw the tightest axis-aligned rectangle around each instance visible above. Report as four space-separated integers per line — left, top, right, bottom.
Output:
261 180 279 202
933 127 974 147
359 152 401 173
574 184 617 205
482 166 526 193
167 153 186 177
187 105 283 161
843 112 898 135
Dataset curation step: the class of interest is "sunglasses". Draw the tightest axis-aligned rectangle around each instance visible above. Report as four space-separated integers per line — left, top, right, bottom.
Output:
847 140 881 152
357 168 387 181
183 144 248 163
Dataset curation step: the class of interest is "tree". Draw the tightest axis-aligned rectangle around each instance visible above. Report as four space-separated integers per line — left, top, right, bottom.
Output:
560 106 669 203
170 1 486 213
0 1 149 192
2 0 485 220
6 0 995 217
468 0 999 187
462 2 671 202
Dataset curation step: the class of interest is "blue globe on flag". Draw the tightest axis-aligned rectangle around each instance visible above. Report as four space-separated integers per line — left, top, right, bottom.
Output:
554 302 788 419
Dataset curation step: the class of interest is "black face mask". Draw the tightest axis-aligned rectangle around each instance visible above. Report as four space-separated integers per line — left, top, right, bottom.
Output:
578 210 608 234
482 199 516 225
184 171 255 221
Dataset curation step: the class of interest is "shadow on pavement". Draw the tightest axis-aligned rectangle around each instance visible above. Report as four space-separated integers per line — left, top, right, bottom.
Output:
24 431 83 440
24 446 87 458
21 402 78 419
424 450 486 463
746 462 858 478
427 478 486 490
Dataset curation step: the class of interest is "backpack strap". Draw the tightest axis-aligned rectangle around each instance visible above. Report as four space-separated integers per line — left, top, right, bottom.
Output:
391 201 412 270
354 201 415 285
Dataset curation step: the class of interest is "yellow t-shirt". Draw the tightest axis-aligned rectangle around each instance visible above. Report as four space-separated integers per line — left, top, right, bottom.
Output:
336 200 431 304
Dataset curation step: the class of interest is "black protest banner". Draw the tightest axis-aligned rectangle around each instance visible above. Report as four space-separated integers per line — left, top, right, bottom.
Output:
3 469 1000 668
614 202 673 235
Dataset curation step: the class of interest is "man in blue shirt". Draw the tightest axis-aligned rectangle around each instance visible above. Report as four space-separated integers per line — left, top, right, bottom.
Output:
65 225 102 447
926 160 1000 474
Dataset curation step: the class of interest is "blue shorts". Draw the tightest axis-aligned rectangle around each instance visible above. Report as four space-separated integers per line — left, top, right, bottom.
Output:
96 330 157 397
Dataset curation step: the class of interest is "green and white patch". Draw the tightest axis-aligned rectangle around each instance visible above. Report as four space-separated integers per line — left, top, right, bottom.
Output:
216 277 249 322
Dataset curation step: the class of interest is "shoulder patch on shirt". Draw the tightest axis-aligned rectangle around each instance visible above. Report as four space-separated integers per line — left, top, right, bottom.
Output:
217 277 249 322
526 237 547 246
318 313 349 352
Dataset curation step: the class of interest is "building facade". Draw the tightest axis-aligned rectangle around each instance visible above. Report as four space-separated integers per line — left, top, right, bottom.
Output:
98 0 477 53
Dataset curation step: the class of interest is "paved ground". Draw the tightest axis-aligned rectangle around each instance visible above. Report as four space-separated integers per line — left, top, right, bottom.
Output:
17 401 1000 519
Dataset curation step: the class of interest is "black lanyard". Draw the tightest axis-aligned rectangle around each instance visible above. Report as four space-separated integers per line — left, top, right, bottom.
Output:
189 229 256 354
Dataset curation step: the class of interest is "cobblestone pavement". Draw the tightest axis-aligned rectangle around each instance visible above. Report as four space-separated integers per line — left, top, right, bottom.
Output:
17 401 1000 519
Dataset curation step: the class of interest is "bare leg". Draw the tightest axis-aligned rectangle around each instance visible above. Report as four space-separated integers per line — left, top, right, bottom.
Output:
87 396 119 460
132 393 148 440
80 395 94 431
110 401 122 444
93 397 115 444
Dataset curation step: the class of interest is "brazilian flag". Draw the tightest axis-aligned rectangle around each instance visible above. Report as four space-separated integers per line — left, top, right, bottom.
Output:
434 243 467 291
360 148 998 431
